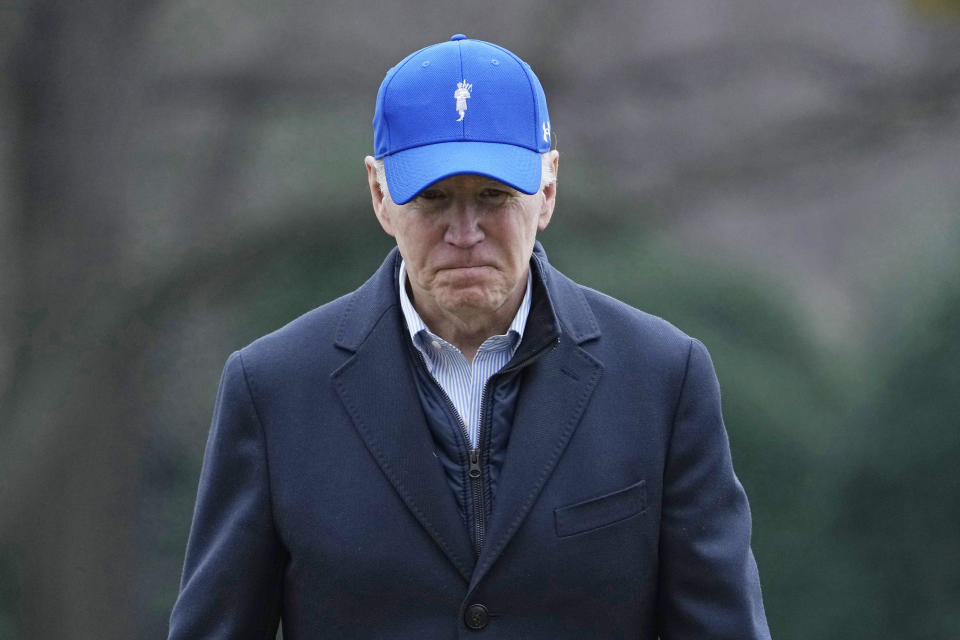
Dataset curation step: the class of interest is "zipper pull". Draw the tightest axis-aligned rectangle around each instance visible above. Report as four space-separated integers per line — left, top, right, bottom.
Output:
469 449 482 478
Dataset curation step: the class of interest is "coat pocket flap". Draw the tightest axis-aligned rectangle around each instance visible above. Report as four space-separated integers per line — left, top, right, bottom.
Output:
554 480 647 538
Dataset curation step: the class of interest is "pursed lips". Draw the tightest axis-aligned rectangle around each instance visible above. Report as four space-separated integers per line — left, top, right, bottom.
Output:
437 262 494 270
433 264 497 281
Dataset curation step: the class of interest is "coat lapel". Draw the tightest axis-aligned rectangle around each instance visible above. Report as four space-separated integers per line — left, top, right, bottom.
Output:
470 334 603 591
330 249 475 582
469 247 604 591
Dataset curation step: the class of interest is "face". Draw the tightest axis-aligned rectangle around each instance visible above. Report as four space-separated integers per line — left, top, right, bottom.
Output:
365 153 558 324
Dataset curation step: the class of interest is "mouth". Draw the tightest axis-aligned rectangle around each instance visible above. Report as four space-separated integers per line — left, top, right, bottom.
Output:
437 265 494 278
440 263 493 271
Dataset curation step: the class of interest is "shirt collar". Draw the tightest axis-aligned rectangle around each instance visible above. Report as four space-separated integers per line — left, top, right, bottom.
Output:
398 259 532 352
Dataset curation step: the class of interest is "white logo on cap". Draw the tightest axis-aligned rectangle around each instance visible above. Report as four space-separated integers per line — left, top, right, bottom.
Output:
542 121 551 143
454 80 472 122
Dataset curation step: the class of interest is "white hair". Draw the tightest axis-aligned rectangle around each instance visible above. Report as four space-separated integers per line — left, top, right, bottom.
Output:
373 151 557 200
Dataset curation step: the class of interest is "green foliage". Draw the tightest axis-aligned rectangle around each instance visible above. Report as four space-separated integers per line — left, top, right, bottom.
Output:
0 545 22 640
834 278 960 638
911 0 960 17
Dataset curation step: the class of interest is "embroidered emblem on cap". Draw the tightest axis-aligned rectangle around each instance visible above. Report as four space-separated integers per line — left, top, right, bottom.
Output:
542 120 551 143
454 80 472 122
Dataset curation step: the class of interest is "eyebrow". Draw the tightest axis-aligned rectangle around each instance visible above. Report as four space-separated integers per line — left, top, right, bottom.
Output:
477 180 518 191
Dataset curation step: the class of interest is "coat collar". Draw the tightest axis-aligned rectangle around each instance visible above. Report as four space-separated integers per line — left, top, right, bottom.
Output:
331 242 603 586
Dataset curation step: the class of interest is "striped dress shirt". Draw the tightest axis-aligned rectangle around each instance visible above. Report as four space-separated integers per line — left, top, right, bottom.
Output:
399 260 532 449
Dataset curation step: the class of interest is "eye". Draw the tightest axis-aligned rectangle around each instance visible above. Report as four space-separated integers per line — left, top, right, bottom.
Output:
479 188 509 203
416 189 446 201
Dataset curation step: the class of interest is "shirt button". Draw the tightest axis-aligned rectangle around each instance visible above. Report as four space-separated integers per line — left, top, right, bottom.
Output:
464 603 489 630
431 340 441 350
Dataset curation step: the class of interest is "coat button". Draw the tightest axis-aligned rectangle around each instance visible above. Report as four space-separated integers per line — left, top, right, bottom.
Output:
464 603 489 630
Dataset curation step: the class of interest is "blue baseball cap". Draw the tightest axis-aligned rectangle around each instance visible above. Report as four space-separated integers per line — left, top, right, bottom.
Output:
373 34 552 205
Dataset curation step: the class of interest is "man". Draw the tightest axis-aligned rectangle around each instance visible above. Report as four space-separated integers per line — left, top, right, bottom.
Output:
169 35 770 639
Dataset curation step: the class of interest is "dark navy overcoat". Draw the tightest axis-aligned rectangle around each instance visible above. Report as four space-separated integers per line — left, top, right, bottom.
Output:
169 243 770 639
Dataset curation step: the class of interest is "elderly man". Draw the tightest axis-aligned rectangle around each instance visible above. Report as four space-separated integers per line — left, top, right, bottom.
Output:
169 35 771 639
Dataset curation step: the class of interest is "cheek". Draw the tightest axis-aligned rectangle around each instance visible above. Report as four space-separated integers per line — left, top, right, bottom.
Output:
393 217 425 251
510 213 540 255
394 221 443 274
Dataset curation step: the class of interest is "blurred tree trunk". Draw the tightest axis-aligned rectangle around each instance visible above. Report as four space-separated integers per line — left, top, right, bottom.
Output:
1 2 160 637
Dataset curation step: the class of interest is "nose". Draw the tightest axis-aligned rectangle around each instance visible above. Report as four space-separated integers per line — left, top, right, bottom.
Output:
443 206 484 248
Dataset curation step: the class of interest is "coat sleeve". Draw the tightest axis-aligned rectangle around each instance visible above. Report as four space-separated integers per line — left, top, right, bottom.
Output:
168 351 284 639
656 338 771 639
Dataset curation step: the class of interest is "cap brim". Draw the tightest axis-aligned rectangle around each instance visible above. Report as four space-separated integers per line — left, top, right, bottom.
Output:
384 141 541 205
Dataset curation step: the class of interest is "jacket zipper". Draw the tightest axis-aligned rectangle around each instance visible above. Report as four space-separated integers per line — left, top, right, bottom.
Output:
414 336 559 557
473 379 493 554
469 337 558 555
415 351 487 556
457 383 486 558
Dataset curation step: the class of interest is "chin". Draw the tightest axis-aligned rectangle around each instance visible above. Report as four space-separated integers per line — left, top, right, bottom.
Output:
437 290 504 317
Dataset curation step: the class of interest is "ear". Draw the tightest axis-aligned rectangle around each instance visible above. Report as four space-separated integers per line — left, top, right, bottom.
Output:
365 156 395 237
537 150 559 231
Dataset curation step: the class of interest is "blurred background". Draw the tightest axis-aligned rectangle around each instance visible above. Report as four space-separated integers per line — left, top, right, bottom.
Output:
1 1 959 638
